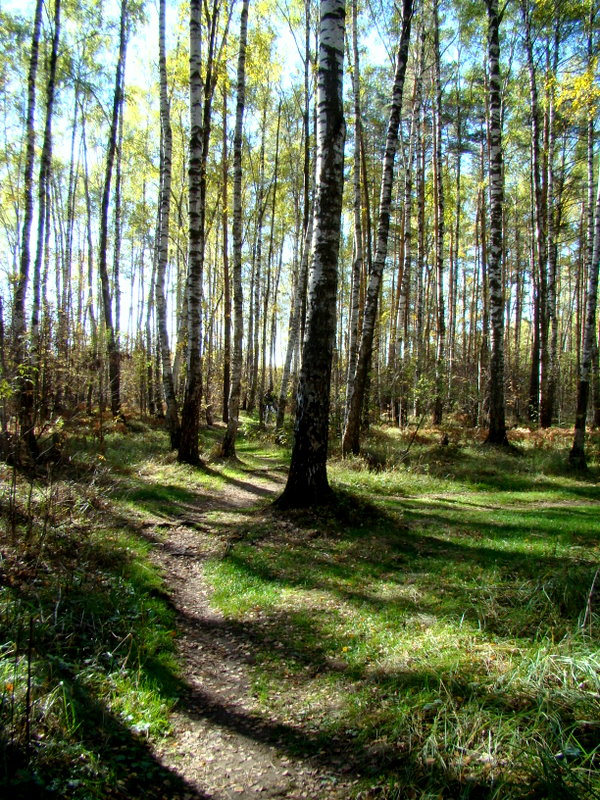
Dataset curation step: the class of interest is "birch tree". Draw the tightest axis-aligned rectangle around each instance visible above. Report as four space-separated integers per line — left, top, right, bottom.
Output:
342 0 413 456
220 0 249 459
432 0 446 425
345 0 364 421
12 0 43 460
98 0 128 420
178 0 224 464
275 0 346 508
484 0 508 445
156 0 180 448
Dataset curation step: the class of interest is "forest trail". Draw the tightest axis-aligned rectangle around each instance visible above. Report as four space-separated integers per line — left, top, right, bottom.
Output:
144 456 356 800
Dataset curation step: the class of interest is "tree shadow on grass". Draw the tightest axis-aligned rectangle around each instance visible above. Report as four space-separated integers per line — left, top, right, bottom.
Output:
1 673 208 800
0 507 208 799
194 484 600 690
5 430 595 800
185 525 598 798
169 589 587 800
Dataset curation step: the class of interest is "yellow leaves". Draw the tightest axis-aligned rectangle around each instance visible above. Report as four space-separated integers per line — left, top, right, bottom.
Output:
555 59 600 119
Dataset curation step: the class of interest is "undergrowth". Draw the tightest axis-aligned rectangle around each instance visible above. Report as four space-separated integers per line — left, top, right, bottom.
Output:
206 423 600 799
0 422 186 799
1 417 599 799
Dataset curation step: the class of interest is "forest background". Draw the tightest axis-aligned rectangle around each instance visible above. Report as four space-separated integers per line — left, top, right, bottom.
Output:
1 0 599 464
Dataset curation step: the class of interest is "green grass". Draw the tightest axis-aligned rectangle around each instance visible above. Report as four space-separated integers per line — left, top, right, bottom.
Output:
0 414 290 798
2 418 599 799
0 433 186 798
205 426 600 799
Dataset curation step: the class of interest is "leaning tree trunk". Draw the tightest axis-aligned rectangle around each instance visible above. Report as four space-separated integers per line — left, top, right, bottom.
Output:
484 0 508 445
220 0 249 459
156 0 180 448
342 0 413 456
275 0 346 509
98 0 128 420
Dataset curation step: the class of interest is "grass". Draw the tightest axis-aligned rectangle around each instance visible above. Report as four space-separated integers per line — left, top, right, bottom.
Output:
1 416 599 798
0 424 187 799
205 424 600 799
0 414 290 798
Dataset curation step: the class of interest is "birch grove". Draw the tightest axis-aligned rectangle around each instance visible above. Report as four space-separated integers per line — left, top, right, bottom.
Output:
0 0 598 476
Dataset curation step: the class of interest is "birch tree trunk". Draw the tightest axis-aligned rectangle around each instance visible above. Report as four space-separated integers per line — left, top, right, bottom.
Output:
521 0 547 423
276 208 313 429
484 0 508 445
98 0 128 420
156 0 180 448
30 0 61 358
178 0 221 464
220 0 249 459
345 0 364 421
12 0 43 356
540 25 560 428
221 90 231 423
275 0 346 508
260 101 282 425
247 107 267 415
342 0 413 456
432 0 446 426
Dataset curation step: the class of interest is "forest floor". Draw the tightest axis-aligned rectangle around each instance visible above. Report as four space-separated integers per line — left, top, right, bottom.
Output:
1 419 600 799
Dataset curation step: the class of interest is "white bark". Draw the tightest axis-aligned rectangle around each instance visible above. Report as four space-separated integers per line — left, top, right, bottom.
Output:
156 0 180 447
276 0 346 507
485 0 507 445
221 0 249 457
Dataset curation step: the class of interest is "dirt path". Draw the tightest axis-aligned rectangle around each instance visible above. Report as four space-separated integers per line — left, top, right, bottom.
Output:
144 459 358 800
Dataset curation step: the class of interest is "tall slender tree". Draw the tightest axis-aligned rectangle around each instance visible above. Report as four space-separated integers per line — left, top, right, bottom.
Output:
12 0 44 459
342 0 413 456
178 0 223 464
521 0 547 424
156 0 180 448
345 0 365 421
221 89 231 424
432 0 446 425
30 0 61 356
570 166 600 467
275 0 346 508
220 0 249 459
484 0 508 445
98 0 128 420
